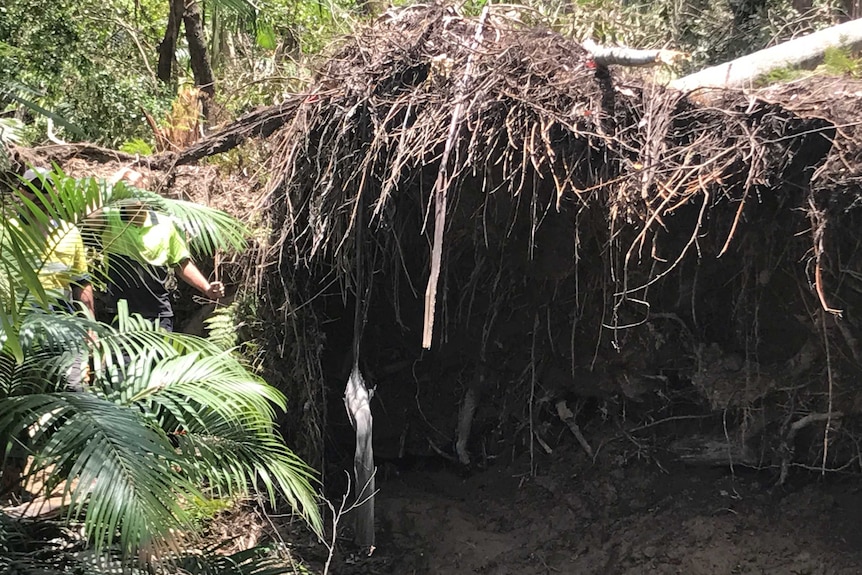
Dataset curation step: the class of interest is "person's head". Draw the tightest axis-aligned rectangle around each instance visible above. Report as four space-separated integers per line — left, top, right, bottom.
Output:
120 200 150 226
16 167 55 211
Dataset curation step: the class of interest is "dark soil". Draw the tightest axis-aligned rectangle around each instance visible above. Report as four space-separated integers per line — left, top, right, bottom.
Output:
316 439 862 575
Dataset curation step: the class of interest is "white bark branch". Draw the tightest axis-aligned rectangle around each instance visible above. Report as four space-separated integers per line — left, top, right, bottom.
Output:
583 39 685 67
670 17 862 92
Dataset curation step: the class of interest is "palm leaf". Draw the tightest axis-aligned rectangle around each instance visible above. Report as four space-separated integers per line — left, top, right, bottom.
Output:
87 312 322 536
126 353 321 524
0 170 322 562
0 201 74 361
0 392 198 555
172 422 322 536
18 169 247 258
204 302 240 351
80 177 248 256
0 82 86 139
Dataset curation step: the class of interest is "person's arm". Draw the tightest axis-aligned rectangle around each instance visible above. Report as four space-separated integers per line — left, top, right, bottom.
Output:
175 259 225 300
72 282 95 317
69 224 95 317
166 217 224 301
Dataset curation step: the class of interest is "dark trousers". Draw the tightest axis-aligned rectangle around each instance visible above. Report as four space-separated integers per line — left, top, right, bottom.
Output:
154 316 174 332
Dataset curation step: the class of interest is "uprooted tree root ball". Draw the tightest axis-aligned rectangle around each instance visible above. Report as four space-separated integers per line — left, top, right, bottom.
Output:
259 4 862 480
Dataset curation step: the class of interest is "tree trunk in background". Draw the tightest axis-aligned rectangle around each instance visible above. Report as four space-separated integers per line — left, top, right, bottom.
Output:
183 0 216 118
157 0 185 84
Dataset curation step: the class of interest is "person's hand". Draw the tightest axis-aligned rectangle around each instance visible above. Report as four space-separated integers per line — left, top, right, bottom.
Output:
205 281 225 300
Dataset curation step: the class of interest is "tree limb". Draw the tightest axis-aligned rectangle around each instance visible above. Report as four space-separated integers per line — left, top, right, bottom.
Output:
670 17 862 92
582 39 687 67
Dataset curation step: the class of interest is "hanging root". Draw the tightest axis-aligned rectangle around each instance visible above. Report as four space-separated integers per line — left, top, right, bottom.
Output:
343 365 375 550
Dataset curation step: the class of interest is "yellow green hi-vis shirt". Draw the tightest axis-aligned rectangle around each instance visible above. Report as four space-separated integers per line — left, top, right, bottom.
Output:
101 209 190 320
8 217 90 301
102 208 190 267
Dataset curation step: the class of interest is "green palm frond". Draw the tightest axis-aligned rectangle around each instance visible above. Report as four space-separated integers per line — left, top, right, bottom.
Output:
97 180 249 255
0 203 73 360
0 81 86 139
106 336 322 535
1 308 321 552
0 169 320 565
80 176 248 255
0 391 197 555
172 422 322 536
13 168 247 257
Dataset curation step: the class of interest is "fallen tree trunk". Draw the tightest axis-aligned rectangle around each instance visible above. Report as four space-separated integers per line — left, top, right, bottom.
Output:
9 97 302 171
670 17 862 92
146 98 305 169
10 143 137 167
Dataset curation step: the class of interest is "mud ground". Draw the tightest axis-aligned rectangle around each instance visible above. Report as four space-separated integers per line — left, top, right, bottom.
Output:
312 441 862 575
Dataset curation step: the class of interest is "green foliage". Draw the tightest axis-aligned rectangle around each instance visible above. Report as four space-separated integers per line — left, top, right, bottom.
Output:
0 0 378 141
204 295 266 376
822 46 861 77
118 138 155 156
206 301 240 351
0 0 172 146
759 65 806 85
58 72 172 147
257 0 356 55
0 170 321 566
187 493 235 526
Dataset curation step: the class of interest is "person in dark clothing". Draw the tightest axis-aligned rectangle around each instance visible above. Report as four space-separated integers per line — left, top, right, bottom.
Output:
99 199 224 331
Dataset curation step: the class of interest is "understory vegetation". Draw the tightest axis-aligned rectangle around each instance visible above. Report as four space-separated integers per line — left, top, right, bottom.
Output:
0 173 320 573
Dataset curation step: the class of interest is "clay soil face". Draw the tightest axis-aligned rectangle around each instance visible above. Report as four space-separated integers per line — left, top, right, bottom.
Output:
326 442 862 575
